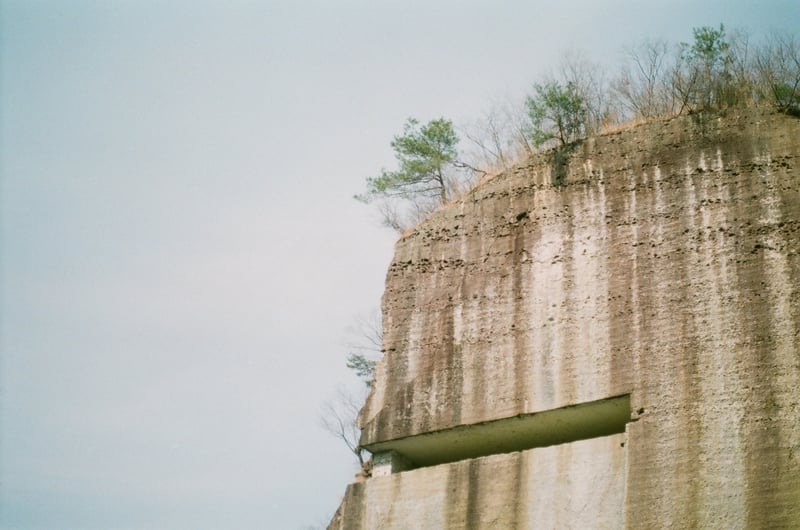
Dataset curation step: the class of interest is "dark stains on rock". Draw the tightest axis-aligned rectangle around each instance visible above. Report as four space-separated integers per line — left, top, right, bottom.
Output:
352 107 800 527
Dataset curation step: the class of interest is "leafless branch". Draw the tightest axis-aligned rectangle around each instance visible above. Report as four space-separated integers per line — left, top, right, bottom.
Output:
320 386 367 465
343 309 383 354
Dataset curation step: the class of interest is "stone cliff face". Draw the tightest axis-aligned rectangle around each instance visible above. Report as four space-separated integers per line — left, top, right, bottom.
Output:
331 108 800 529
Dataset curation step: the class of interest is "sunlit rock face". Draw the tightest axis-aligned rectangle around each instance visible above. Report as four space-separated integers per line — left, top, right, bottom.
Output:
331 108 800 529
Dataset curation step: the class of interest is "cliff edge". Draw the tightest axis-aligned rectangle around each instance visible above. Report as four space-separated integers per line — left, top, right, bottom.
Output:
332 108 800 529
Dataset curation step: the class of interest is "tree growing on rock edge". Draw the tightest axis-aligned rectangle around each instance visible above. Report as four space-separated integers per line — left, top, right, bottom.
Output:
356 118 475 231
320 310 383 466
346 354 377 388
320 387 367 466
525 81 588 148
343 309 382 388
358 117 458 204
673 24 733 112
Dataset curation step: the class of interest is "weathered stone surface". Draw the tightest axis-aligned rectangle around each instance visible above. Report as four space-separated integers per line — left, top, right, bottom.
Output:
330 434 626 529
333 108 800 528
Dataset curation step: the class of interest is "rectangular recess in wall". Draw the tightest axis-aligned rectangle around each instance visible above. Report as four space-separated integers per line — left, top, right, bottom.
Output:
364 394 630 469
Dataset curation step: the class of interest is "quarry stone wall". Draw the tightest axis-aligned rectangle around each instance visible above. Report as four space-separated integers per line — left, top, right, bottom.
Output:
330 108 800 529
333 434 626 529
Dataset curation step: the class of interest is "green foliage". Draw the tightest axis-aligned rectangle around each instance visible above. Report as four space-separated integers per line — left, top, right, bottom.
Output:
525 81 587 147
357 118 459 205
757 33 800 114
773 82 800 113
355 23 799 228
685 24 730 66
346 353 377 387
679 24 733 109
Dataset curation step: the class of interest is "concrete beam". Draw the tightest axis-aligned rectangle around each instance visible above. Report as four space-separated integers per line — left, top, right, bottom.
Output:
364 394 630 471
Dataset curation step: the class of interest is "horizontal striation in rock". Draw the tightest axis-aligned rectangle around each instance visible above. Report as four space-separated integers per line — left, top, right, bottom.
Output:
329 434 627 529
352 108 800 527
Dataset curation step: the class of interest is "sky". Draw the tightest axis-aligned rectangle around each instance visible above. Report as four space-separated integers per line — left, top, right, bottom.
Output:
1 1 798 529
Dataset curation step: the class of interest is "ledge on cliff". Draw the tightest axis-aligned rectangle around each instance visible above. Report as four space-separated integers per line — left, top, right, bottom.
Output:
365 395 630 471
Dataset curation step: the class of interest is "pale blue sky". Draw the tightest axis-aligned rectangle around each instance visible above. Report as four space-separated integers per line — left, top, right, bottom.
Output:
2 1 798 528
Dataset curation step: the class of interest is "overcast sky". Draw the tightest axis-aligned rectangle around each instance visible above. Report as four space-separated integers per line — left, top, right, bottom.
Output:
2 1 798 529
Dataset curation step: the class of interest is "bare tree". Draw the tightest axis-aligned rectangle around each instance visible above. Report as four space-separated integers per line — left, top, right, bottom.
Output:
320 310 385 475
374 200 406 233
452 93 538 180
320 386 368 466
460 106 516 173
613 39 675 119
344 309 383 354
559 49 616 133
670 40 701 114
756 32 800 112
501 97 536 157
724 28 757 107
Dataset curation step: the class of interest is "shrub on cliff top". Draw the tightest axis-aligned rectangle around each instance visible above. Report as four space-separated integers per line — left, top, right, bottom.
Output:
525 81 588 148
